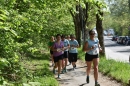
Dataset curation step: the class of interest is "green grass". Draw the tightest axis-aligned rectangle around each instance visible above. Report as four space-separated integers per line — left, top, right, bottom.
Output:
78 47 130 86
19 50 59 86
78 47 86 61
99 57 130 86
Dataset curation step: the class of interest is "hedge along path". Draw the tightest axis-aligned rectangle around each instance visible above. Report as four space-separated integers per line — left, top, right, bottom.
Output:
50 60 122 86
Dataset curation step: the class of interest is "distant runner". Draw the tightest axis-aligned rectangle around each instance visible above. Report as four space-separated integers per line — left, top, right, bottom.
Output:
83 30 102 86
67 35 71 65
48 36 55 66
52 34 64 78
69 35 79 70
61 35 70 73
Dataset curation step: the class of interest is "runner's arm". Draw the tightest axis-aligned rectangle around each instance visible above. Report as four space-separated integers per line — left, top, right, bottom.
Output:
61 45 64 51
83 42 92 52
52 44 57 52
74 40 79 48
98 43 102 52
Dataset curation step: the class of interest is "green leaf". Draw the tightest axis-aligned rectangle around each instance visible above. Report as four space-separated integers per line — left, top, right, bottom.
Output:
23 83 31 86
29 82 41 86
9 29 17 36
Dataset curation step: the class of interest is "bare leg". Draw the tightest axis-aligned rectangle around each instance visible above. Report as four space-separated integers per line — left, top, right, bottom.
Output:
86 61 92 76
64 58 68 67
51 54 54 65
53 62 57 74
62 59 65 69
93 58 99 84
57 60 62 77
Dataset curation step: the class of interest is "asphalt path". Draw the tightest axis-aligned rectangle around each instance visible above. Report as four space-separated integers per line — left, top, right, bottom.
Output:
104 36 130 62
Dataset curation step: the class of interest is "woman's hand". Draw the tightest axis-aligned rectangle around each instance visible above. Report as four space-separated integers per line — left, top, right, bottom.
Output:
91 46 95 50
99 47 102 52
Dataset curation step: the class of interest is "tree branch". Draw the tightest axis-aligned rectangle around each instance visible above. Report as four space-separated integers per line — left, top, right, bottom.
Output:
69 9 75 19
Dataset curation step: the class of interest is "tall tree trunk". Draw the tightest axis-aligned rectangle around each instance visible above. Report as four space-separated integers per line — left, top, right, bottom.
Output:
69 2 89 46
70 5 81 47
96 10 105 56
81 2 89 43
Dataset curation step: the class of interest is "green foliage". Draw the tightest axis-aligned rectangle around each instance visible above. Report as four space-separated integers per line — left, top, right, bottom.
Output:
0 0 75 85
77 46 85 61
103 0 130 36
20 50 59 86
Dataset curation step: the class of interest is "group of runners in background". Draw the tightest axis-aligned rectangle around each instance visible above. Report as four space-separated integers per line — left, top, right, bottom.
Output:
48 30 102 86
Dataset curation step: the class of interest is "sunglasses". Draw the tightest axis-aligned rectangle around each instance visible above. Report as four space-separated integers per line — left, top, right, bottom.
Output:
90 33 95 35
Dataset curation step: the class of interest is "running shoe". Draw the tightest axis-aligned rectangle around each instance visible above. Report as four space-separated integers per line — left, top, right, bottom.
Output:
64 67 67 73
74 64 76 68
86 77 89 83
95 84 100 86
57 74 61 79
61 70 64 74
64 69 67 73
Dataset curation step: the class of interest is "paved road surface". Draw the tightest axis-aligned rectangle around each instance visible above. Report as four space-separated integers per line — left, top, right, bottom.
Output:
104 36 130 62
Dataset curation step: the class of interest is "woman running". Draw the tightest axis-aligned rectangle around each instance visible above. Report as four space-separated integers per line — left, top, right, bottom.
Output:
61 35 70 73
83 30 102 86
48 36 55 66
67 35 71 65
69 35 79 70
52 34 64 78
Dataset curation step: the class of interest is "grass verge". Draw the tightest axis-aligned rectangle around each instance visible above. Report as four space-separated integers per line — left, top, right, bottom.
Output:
99 57 130 86
20 50 59 86
78 47 130 86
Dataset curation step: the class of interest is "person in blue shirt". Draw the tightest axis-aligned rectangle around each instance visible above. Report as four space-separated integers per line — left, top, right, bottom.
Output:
83 30 102 86
67 35 71 65
61 35 70 73
69 35 79 70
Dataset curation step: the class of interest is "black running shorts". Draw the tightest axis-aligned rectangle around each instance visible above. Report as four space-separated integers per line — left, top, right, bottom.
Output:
50 50 53 55
69 53 78 62
53 54 63 63
85 53 99 61
63 51 68 58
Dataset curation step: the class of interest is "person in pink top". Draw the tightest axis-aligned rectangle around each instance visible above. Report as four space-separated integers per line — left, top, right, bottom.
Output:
52 34 64 78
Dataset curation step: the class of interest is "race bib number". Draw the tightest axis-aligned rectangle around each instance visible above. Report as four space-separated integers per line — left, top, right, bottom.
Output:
93 48 99 55
71 47 75 50
64 47 68 50
57 48 62 52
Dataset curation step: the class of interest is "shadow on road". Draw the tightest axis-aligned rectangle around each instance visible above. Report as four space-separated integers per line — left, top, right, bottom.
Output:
79 83 87 86
67 66 87 72
116 49 130 53
57 78 72 85
76 66 87 69
105 44 125 47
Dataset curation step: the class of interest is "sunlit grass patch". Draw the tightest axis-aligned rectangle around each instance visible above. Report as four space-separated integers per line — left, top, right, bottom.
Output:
99 57 130 85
